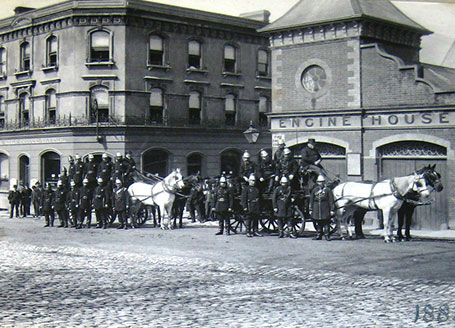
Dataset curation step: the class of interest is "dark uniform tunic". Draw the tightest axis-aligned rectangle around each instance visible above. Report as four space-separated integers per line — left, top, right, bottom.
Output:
258 158 276 193
275 157 298 180
240 161 257 182
187 184 205 223
93 185 110 228
68 162 76 181
97 160 113 186
123 157 136 187
53 187 69 227
79 186 93 227
300 146 322 168
67 187 81 227
309 184 335 238
41 188 55 226
84 160 98 189
113 159 125 183
73 160 85 187
112 186 130 228
8 188 20 218
212 186 234 234
272 185 293 236
241 184 262 235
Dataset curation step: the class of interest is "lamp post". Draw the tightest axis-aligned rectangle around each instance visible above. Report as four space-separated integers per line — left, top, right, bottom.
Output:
243 121 260 144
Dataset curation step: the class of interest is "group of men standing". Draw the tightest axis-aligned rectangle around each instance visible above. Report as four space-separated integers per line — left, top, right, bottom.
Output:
210 138 336 240
8 152 137 230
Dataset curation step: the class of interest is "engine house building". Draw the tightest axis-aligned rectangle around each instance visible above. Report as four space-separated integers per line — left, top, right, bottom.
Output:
0 0 272 207
261 0 455 230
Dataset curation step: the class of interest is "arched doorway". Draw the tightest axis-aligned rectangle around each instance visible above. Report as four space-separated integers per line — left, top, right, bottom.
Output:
142 149 169 177
187 153 203 176
378 141 447 230
19 155 30 186
220 149 241 176
41 151 61 186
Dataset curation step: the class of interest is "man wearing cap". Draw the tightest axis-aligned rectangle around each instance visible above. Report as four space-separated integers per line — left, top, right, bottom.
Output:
67 180 81 228
68 155 76 182
93 177 110 229
41 183 55 227
309 174 335 241
83 153 98 190
79 178 93 228
123 151 136 187
73 154 85 187
241 174 262 237
301 138 322 169
8 184 20 218
239 151 257 186
274 139 286 162
113 152 125 184
112 178 130 229
54 180 69 228
258 149 275 194
275 148 298 186
273 176 294 238
97 153 113 188
31 182 43 218
211 176 234 235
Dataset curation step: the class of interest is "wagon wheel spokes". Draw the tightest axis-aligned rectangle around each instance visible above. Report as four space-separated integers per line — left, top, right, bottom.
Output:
230 216 244 234
329 215 338 235
259 216 278 233
135 204 148 226
292 205 306 236
106 210 115 225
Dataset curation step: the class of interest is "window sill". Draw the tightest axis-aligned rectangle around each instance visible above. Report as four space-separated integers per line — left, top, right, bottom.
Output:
256 75 271 80
85 61 115 68
14 70 32 77
222 72 241 77
42 65 58 72
186 67 208 74
147 64 171 71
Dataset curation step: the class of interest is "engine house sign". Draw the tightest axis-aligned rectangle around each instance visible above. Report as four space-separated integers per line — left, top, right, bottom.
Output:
272 111 455 130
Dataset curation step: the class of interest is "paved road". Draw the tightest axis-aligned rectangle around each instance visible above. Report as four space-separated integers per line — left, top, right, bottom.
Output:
1 214 455 327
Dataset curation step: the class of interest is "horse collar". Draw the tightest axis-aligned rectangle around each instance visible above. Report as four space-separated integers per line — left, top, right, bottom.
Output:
390 178 405 200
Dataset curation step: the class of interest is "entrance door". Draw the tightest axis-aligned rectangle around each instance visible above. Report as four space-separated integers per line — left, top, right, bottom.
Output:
41 152 61 186
19 155 30 186
378 142 447 230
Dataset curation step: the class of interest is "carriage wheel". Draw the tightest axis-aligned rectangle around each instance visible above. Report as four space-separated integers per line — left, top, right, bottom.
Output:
259 215 278 233
329 216 337 235
134 204 148 226
106 210 115 225
230 214 245 234
292 205 306 236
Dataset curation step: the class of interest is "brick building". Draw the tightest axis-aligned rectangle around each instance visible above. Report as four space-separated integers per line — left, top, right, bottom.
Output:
0 0 272 207
261 0 455 230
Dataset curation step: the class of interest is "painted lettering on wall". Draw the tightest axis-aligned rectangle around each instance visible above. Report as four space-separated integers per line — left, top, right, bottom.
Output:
366 112 452 127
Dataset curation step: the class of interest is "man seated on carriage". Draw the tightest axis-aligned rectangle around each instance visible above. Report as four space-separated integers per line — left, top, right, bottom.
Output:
274 139 286 162
241 174 263 238
299 138 323 188
309 174 335 241
112 152 125 186
123 151 136 187
258 149 275 194
212 176 234 236
275 148 298 190
97 153 113 189
239 151 257 186
273 176 296 238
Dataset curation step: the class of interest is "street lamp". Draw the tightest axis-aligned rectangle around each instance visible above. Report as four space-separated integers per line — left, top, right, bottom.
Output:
243 121 260 144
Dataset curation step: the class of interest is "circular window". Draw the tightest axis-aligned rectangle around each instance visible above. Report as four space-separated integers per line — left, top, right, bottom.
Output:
301 65 327 93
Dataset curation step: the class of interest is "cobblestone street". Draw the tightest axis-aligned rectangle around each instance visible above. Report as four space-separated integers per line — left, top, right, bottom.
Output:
1 215 455 327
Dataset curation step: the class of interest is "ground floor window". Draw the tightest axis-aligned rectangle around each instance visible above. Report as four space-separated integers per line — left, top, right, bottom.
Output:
143 149 169 177
41 152 60 187
220 149 241 176
187 153 202 176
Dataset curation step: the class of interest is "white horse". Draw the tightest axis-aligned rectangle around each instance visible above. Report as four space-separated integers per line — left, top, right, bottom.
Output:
128 169 185 230
333 166 442 242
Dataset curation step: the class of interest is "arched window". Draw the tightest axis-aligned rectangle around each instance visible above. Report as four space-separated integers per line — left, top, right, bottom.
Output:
150 88 163 124
142 149 169 177
224 45 236 73
258 96 269 127
90 30 110 62
90 86 109 123
45 89 57 125
41 151 60 186
19 155 30 186
149 35 164 66
20 42 30 71
225 94 236 126
187 153 202 176
189 91 201 125
220 149 241 176
257 49 269 77
46 36 58 67
0 96 4 128
0 153 9 190
0 47 6 76
188 40 201 69
19 93 30 127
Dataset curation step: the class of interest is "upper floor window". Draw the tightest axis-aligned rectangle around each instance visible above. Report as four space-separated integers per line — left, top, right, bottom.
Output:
257 50 269 77
19 93 30 127
188 40 201 69
20 42 30 71
149 35 164 66
150 88 163 124
189 91 201 125
45 89 57 125
46 36 58 67
0 48 6 76
90 31 110 62
90 86 109 122
225 94 236 126
258 96 270 127
224 45 236 73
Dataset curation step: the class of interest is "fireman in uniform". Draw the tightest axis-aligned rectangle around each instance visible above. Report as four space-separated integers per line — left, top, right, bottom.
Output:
73 154 85 187
67 180 81 228
54 180 69 228
212 176 234 235
79 178 93 228
300 138 322 169
8 184 20 218
241 174 262 237
258 149 275 194
187 182 205 223
84 153 98 190
275 148 298 189
41 183 55 227
123 151 136 187
273 176 295 238
68 155 76 182
97 153 113 188
273 139 286 162
113 152 125 184
93 177 110 229
112 178 130 229
239 151 257 185
309 175 335 241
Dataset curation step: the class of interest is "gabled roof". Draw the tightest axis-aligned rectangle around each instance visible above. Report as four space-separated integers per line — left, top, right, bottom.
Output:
259 0 431 34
